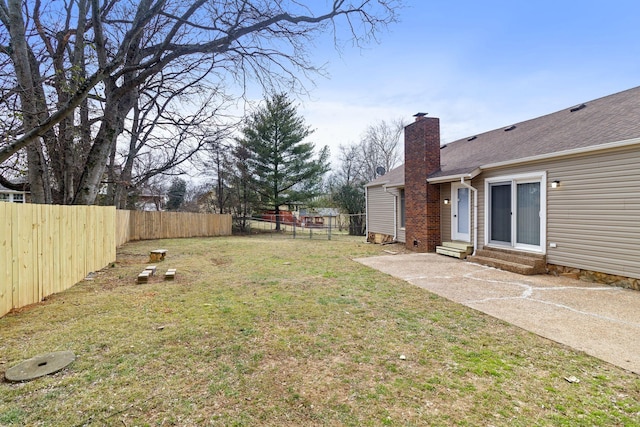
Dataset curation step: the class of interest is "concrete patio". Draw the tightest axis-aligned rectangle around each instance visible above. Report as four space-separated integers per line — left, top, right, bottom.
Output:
355 252 640 375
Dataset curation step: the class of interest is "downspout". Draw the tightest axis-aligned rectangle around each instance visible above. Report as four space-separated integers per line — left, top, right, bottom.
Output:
365 187 369 240
459 177 478 256
384 186 398 242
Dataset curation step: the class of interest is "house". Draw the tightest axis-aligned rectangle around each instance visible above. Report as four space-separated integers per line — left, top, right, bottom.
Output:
299 208 342 229
136 190 167 211
366 86 640 287
0 183 28 203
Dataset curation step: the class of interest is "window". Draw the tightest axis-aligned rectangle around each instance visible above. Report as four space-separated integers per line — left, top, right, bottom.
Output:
0 192 25 203
399 189 406 228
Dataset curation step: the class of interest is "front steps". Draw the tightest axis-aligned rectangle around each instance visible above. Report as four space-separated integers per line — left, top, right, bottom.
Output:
436 241 474 259
467 247 546 275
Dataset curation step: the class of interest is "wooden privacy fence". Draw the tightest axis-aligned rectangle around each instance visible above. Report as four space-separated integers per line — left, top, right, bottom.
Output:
0 204 116 318
116 210 232 245
1 205 232 318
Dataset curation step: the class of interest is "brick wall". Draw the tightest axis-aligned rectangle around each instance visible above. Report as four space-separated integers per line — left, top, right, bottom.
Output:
404 115 441 252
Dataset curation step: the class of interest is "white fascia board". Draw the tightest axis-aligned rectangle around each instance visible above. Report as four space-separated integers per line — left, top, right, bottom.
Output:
364 180 389 188
427 168 482 184
383 183 404 189
481 137 640 170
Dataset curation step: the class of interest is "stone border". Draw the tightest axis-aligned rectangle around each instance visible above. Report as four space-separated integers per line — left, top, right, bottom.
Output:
547 264 640 291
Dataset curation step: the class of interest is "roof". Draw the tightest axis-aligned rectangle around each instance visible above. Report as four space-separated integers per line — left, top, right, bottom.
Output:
0 183 27 193
431 85 640 180
365 164 404 188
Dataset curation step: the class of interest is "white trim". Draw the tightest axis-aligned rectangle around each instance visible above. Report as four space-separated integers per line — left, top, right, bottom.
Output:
427 168 482 184
482 137 640 169
428 137 640 184
484 172 547 254
364 180 390 188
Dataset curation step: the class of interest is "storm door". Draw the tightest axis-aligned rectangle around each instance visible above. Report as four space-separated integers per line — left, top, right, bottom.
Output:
451 183 470 242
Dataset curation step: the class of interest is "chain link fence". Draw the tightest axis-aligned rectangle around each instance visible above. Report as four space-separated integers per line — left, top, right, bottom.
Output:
234 214 366 241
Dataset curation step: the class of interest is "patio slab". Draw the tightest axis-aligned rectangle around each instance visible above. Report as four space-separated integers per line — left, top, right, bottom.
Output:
355 252 640 374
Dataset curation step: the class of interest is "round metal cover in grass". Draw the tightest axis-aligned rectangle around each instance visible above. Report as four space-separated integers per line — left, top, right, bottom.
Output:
4 351 75 382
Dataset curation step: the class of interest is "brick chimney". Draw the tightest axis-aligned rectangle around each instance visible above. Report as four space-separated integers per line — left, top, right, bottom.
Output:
404 114 441 252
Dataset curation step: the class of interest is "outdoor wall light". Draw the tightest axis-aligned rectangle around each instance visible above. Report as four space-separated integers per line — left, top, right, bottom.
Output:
551 180 560 188
444 198 450 205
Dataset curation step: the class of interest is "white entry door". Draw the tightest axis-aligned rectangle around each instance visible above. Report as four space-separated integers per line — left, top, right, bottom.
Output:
451 183 470 242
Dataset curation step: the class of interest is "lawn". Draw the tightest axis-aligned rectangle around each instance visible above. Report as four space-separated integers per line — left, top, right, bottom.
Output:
1 236 639 426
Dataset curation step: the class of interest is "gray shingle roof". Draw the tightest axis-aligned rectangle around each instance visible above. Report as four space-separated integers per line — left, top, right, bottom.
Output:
432 85 640 179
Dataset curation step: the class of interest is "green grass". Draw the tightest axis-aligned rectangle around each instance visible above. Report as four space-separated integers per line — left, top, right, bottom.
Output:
1 236 639 426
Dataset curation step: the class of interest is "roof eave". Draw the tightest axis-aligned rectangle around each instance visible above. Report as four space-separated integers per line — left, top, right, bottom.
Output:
383 183 404 189
427 168 482 184
364 180 389 188
481 137 640 170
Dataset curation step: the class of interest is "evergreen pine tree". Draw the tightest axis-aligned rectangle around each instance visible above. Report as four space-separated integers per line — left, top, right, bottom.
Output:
238 93 330 230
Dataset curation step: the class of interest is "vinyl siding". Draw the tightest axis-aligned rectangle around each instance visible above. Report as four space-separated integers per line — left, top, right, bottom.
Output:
441 182 451 240
366 185 397 238
475 145 640 279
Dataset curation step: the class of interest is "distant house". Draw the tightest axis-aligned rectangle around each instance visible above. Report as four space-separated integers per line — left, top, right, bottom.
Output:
300 208 341 229
366 86 640 286
136 191 167 211
0 183 28 203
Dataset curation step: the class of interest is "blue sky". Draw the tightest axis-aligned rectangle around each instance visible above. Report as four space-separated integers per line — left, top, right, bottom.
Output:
298 0 640 163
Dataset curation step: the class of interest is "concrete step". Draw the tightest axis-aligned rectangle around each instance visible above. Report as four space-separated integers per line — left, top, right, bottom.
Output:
475 246 546 260
467 256 539 275
436 246 468 259
473 249 544 267
468 247 546 275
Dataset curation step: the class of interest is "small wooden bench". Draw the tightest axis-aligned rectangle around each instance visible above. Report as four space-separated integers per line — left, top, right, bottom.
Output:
164 268 177 281
145 265 157 276
149 249 167 262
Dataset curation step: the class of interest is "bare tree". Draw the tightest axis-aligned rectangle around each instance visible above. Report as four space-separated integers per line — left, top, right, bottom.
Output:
0 0 401 205
359 118 405 181
327 118 405 234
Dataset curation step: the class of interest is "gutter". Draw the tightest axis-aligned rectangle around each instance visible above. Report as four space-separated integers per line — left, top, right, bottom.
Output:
428 168 481 184
429 137 640 184
459 177 478 256
365 186 369 239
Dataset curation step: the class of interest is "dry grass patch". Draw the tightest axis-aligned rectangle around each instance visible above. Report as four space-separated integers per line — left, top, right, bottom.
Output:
1 236 639 426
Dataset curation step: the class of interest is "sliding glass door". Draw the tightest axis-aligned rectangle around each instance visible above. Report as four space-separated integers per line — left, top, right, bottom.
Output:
487 175 544 251
489 182 511 244
516 182 540 246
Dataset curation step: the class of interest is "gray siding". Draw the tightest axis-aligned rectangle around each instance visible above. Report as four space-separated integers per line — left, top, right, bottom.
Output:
474 145 640 279
366 185 397 238
396 190 406 243
440 182 451 241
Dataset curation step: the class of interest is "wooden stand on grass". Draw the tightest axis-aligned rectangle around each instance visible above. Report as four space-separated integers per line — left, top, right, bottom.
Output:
137 266 157 284
149 249 167 262
164 269 177 280
137 270 150 284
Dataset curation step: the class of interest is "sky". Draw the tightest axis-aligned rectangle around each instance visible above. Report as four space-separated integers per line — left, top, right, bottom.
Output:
294 0 640 165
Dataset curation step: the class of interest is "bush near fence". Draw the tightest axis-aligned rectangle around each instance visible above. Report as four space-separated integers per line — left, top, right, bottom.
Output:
1 205 231 318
